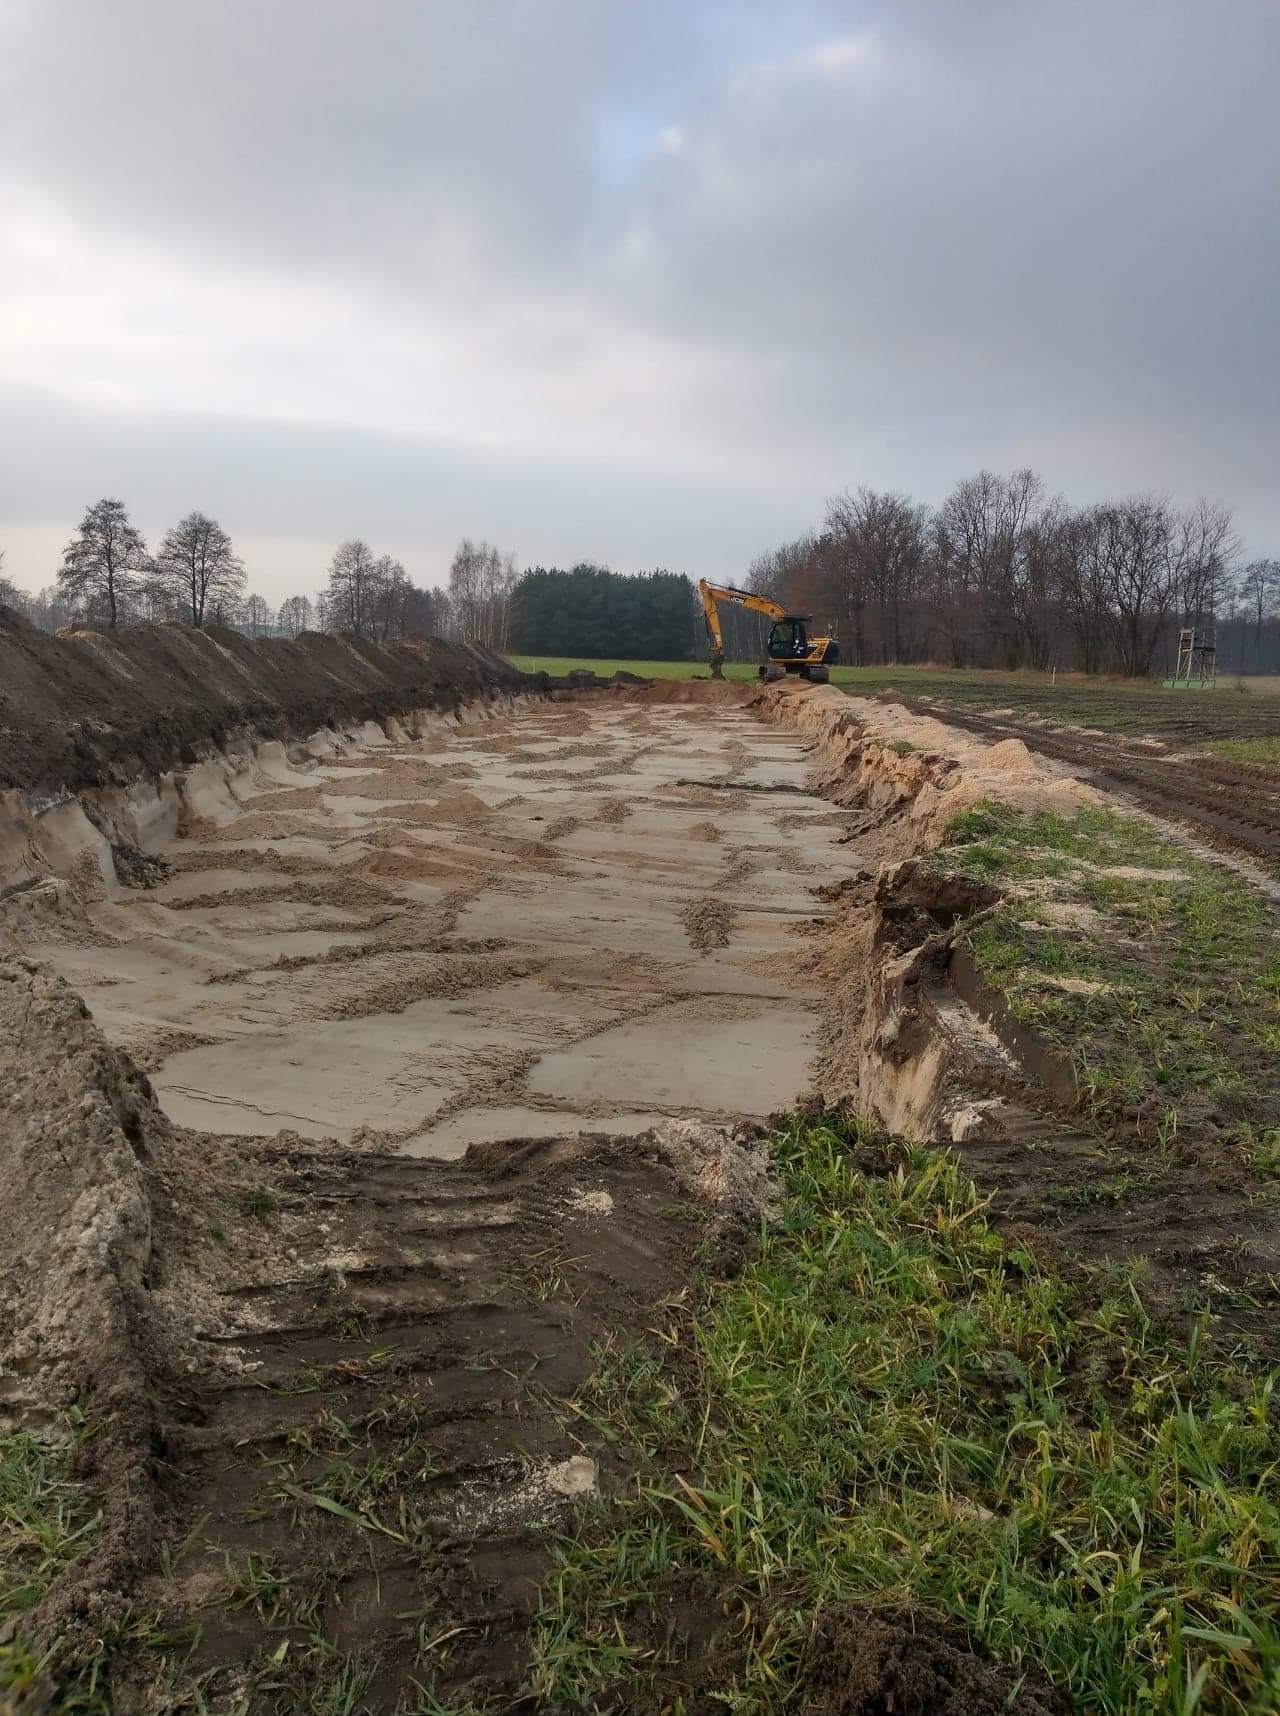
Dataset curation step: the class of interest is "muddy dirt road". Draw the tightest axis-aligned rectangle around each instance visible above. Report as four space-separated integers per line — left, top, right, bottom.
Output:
28 697 859 1155
878 694 1280 869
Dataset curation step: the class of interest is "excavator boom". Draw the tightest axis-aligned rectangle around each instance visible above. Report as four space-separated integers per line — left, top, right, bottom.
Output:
697 580 786 675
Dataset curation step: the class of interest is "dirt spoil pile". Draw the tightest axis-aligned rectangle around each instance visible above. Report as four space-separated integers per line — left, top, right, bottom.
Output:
759 680 1097 844
0 957 175 1647
0 606 523 795
801 1605 1066 1716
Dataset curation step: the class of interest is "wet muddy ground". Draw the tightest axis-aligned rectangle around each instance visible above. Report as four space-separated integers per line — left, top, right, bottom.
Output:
28 699 860 1158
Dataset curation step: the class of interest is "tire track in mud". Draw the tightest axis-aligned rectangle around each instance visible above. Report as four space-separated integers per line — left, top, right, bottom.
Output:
145 1138 712 1711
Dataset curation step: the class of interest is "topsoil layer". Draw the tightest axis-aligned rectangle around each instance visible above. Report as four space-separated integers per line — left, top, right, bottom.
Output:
0 607 522 796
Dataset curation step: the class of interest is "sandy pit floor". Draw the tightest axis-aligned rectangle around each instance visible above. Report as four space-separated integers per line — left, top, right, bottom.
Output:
29 700 862 1155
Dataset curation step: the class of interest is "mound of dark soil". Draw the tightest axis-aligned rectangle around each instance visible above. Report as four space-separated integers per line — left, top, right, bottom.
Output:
0 606 523 795
802 1604 1067 1716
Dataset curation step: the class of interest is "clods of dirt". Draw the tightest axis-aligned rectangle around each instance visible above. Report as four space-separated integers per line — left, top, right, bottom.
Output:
681 892 735 952
801 1604 1068 1716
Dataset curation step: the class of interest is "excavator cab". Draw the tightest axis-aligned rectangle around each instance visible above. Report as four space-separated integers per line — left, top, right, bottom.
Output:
766 618 814 661
761 615 839 682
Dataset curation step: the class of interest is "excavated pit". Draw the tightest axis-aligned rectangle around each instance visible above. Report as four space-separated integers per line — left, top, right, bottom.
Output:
9 663 1275 1707
10 688 864 1154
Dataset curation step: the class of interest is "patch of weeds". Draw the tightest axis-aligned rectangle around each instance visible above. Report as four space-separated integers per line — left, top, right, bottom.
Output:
405 1689 491 1716
531 1114 1280 1715
233 1643 380 1715
0 1415 108 1711
268 1397 442 1557
886 737 917 756
1238 1126 1280 1181
238 1186 280 1221
507 1247 580 1305
1047 1169 1160 1207
1201 736 1280 765
224 1549 294 1624
943 802 1280 1134
311 1652 377 1715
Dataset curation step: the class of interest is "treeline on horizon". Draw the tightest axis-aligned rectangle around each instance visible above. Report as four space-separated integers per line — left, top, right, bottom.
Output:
744 470 1280 678
5 474 1280 678
0 500 485 649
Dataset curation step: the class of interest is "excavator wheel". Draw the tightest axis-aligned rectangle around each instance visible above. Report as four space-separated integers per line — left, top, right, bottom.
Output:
807 665 829 684
760 665 785 682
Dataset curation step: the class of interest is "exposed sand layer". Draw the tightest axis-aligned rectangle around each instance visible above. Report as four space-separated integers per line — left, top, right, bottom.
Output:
20 699 863 1155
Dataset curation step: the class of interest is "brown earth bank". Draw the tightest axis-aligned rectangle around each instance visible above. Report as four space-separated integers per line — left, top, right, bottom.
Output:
0 607 523 799
761 681 1280 1351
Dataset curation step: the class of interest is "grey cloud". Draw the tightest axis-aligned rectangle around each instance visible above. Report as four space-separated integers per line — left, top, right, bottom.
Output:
1 0 1277 589
0 384 799 597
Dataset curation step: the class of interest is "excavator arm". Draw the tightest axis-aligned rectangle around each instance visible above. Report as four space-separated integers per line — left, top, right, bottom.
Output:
698 580 786 679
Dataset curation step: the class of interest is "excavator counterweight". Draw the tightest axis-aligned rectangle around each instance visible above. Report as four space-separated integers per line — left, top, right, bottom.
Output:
697 579 840 683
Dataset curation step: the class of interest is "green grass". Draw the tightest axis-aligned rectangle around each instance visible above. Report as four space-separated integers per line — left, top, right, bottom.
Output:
505 653 1280 695
0 1417 106 1711
940 802 1280 1131
503 654 1280 739
1200 737 1280 766
531 1115 1280 1714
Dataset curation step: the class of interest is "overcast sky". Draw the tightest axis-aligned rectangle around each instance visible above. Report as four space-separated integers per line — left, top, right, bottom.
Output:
2 0 1276 602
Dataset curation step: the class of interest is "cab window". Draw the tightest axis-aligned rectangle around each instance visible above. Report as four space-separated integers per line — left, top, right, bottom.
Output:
767 620 807 659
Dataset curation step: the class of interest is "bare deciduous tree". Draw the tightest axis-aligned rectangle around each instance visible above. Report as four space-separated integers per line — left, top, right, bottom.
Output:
278 593 314 637
448 539 518 648
368 554 409 641
242 592 274 637
135 571 184 624
825 488 930 665
57 498 149 629
324 539 378 635
1239 560 1280 672
154 511 245 628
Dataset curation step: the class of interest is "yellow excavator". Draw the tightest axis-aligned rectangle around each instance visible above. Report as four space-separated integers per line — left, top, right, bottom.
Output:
698 579 840 683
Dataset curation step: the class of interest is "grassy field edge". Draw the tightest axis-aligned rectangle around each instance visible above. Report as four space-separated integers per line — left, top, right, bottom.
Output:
529 1115 1280 1715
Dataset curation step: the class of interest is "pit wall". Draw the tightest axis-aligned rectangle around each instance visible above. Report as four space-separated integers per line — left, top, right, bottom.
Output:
760 681 1095 1142
0 693 535 903
757 680 1096 848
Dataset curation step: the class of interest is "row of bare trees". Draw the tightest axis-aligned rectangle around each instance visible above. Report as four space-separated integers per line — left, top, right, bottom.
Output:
747 472 1248 676
46 498 251 630
320 540 428 641
0 498 520 650
316 536 516 646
